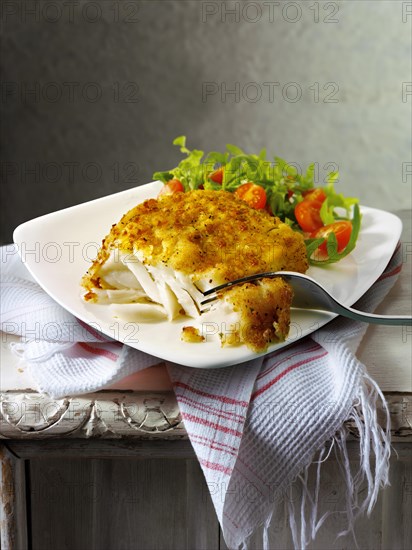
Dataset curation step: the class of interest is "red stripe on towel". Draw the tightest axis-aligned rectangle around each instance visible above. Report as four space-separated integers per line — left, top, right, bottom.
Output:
177 394 245 423
173 381 249 407
78 342 118 361
77 319 122 345
199 458 233 476
377 264 402 281
191 433 239 453
191 435 238 458
257 342 321 381
181 412 243 437
251 351 328 400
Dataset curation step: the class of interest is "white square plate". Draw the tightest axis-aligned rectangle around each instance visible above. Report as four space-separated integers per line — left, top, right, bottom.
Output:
13 181 402 368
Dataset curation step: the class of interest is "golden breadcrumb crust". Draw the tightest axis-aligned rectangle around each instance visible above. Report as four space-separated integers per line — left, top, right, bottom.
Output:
181 326 205 343
82 190 308 293
219 278 293 352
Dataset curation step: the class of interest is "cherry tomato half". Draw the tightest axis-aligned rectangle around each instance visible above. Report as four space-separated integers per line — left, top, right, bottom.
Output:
158 178 184 197
302 188 327 206
234 183 267 209
209 167 224 184
294 200 324 232
311 221 352 254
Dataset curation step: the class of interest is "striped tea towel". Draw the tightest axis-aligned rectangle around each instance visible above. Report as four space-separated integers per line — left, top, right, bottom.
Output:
0 243 402 548
169 244 402 548
0 244 161 396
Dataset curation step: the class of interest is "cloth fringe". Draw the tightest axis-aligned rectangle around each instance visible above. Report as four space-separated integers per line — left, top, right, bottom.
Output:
248 369 391 550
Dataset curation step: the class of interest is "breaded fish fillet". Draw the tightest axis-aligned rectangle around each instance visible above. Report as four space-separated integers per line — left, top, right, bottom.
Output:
215 277 294 352
81 190 308 351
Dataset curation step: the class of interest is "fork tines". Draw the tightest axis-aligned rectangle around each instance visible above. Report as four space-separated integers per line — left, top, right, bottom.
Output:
199 271 284 311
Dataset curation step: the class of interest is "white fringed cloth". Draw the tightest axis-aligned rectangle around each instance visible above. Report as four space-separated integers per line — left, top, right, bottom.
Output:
0 243 402 549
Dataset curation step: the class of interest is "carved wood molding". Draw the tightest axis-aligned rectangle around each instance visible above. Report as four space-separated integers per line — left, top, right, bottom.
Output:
0 391 186 440
0 391 411 440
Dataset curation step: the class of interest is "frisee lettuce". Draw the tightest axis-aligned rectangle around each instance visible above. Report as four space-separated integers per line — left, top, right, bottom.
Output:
153 136 361 265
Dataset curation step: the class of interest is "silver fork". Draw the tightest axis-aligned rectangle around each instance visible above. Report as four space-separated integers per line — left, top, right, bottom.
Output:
200 271 412 326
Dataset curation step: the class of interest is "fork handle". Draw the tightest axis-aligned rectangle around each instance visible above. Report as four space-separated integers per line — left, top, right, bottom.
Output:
281 273 412 326
332 304 412 326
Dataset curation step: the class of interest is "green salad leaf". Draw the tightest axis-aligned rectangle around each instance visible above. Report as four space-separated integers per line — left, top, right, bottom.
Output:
153 137 361 265
307 204 361 266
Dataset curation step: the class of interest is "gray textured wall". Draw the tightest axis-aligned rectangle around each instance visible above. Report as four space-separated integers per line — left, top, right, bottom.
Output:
1 0 411 243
